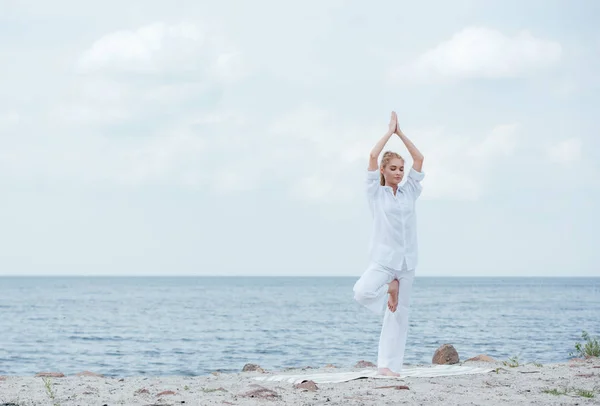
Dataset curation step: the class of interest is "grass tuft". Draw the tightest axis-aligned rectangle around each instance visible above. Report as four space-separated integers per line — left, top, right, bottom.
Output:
502 355 520 368
41 377 60 406
542 386 595 398
574 389 595 398
569 330 600 358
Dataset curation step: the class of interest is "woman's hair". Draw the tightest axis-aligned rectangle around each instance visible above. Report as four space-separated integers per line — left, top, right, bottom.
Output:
380 151 404 186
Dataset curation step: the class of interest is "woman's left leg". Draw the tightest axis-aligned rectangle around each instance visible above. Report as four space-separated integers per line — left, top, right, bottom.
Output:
377 268 415 374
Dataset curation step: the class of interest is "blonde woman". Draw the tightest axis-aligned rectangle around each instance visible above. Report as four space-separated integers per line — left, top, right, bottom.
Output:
353 111 425 376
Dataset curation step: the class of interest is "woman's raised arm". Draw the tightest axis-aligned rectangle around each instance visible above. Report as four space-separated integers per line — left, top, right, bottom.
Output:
369 111 398 170
395 120 424 172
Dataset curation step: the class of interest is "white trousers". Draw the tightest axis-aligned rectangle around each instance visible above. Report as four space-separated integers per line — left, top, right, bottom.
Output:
353 261 415 373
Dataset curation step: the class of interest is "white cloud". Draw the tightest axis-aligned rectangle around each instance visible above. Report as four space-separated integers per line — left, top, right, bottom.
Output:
26 21 249 187
78 22 201 73
546 138 582 164
58 22 248 126
418 124 519 200
390 27 562 83
76 22 247 80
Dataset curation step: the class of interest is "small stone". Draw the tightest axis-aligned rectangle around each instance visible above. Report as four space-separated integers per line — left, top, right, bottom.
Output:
157 390 176 396
432 344 459 365
242 363 265 373
294 380 318 391
465 354 496 363
575 373 595 378
240 385 280 399
35 372 65 378
75 371 104 377
375 385 410 390
135 388 150 394
355 360 376 368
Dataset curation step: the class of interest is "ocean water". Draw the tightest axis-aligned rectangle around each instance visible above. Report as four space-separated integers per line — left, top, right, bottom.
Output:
0 276 599 377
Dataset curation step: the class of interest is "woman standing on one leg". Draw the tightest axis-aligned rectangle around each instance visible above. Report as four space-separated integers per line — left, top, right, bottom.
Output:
353 111 425 376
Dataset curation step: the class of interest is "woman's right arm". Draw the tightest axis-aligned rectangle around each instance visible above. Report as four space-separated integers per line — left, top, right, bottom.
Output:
369 111 397 170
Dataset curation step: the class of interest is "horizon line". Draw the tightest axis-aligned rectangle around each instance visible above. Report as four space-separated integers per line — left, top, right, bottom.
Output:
0 274 597 278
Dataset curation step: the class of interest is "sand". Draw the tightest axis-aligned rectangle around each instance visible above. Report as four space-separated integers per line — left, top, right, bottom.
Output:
1 358 599 405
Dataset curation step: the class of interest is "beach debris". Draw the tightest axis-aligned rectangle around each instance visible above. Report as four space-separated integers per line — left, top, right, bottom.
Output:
242 363 265 373
75 370 104 377
157 390 176 396
294 380 318 391
82 385 98 395
201 386 228 393
135 388 150 394
355 360 376 368
465 354 496 363
240 384 280 399
324 364 337 368
0 376 6 381
375 385 410 390
141 404 171 406
432 344 460 365
575 373 596 377
35 372 65 378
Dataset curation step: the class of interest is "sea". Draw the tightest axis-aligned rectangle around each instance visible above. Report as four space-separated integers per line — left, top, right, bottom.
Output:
0 276 599 377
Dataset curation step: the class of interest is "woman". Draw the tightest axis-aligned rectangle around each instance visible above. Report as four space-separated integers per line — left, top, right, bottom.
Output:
353 111 425 377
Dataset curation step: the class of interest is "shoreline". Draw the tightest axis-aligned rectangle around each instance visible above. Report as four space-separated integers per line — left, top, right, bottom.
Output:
1 358 598 405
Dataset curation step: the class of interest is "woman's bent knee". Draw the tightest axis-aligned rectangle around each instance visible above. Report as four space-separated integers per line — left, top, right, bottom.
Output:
353 281 378 303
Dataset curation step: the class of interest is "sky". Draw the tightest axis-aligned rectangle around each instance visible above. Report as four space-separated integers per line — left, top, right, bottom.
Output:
0 0 598 277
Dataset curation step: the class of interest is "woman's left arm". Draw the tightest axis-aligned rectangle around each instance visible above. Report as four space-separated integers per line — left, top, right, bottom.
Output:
395 122 424 172
395 120 425 199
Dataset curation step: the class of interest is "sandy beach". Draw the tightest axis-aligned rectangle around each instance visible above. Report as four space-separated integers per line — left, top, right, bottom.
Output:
1 357 598 405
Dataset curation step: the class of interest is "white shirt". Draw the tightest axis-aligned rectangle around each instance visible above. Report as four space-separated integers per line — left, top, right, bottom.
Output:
366 167 425 271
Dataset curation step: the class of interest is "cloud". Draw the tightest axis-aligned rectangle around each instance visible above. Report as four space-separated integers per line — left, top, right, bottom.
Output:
390 27 562 83
418 124 519 200
77 22 201 73
76 21 248 84
9 21 254 188
546 138 582 164
54 21 247 126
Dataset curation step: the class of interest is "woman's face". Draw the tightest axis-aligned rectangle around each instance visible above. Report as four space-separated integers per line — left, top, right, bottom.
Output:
381 158 404 186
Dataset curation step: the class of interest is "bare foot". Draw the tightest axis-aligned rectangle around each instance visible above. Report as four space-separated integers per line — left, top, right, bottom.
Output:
378 367 401 376
387 279 399 312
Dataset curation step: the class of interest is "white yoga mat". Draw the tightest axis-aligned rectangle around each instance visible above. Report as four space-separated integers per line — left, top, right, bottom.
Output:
253 365 495 384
